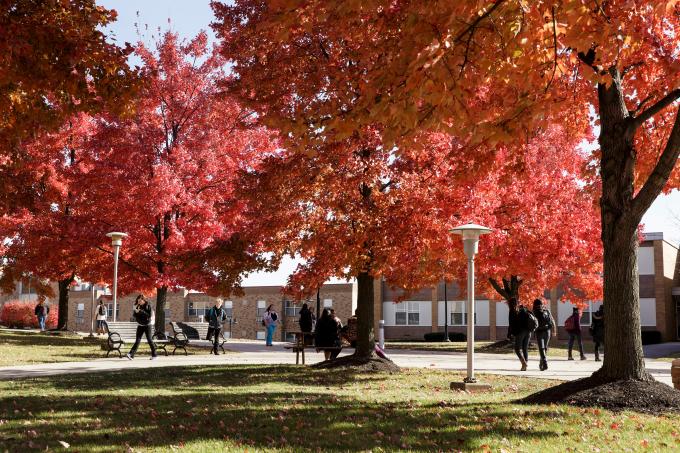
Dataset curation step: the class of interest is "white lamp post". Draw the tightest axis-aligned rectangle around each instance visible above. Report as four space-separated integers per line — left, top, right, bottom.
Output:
450 223 492 391
106 232 128 322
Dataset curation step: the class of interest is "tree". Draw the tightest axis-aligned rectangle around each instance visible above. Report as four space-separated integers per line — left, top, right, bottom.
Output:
0 0 136 214
80 32 276 332
0 113 109 330
213 0 679 383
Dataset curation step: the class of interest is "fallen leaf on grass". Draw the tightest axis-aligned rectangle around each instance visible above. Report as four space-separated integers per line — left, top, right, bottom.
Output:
58 440 70 448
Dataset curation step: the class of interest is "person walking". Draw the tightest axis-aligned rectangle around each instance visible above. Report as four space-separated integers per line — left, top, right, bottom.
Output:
315 308 342 360
95 300 108 335
508 297 532 371
207 298 228 355
298 303 314 345
34 300 49 332
126 295 157 360
590 305 605 362
263 304 279 346
565 307 587 360
532 298 557 371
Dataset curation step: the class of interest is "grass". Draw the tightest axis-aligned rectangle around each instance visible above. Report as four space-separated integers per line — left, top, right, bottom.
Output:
386 339 599 358
0 329 214 367
1 365 679 452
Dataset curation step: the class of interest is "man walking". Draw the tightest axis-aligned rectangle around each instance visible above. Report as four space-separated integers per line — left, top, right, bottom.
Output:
532 298 557 371
34 300 49 331
207 298 228 355
565 307 587 360
95 300 108 335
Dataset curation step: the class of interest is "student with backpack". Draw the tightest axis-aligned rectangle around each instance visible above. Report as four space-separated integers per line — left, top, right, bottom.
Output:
126 294 157 360
263 304 279 346
508 298 537 371
565 307 587 361
532 298 557 371
95 300 108 335
206 298 228 355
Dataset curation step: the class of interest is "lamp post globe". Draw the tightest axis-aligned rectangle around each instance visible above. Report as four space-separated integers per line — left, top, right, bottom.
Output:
106 232 128 322
450 224 492 386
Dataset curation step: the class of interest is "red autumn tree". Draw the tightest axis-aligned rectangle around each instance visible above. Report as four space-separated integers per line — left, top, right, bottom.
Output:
213 1 679 386
0 0 137 215
80 32 276 332
0 113 111 330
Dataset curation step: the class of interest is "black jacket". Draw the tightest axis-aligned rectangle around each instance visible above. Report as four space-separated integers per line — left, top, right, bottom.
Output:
133 303 152 326
299 307 313 332
34 304 49 317
591 312 604 341
509 307 530 336
315 315 340 347
207 306 227 328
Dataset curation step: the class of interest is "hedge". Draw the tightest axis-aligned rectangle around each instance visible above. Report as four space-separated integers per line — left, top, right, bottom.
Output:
423 332 467 342
0 300 58 329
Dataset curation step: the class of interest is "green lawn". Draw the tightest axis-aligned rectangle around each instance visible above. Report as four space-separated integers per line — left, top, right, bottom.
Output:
0 329 211 367
1 365 678 452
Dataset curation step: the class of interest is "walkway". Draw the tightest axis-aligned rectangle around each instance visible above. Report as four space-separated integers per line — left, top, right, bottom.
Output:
0 340 674 386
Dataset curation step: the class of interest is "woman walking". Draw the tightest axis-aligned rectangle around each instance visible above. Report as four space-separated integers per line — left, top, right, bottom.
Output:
591 306 605 362
263 304 279 346
207 298 228 355
126 295 157 360
508 297 531 371
532 298 557 371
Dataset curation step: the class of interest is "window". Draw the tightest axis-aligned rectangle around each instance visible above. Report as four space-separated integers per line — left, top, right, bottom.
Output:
580 303 592 326
395 302 420 326
20 279 37 294
75 303 85 324
164 308 172 321
446 301 477 326
223 331 231 339
188 302 209 318
256 331 265 340
284 300 298 317
256 300 266 321
285 332 296 342
323 299 333 308
104 302 119 321
223 301 233 319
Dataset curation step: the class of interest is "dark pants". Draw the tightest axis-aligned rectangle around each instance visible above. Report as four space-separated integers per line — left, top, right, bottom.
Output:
535 330 551 365
129 325 156 357
514 330 530 362
212 327 221 354
568 332 585 358
594 337 603 359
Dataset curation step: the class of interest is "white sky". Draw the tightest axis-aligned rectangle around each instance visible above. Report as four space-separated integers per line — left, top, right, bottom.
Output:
98 1 680 286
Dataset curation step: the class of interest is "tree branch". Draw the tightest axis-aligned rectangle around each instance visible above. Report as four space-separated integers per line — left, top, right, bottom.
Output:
488 278 509 300
631 107 680 221
95 246 152 278
630 89 680 131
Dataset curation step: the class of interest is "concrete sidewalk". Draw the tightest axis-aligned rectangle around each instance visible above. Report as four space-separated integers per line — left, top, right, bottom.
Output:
0 340 673 386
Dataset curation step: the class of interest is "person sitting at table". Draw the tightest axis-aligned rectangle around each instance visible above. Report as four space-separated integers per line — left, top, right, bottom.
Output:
341 309 358 348
298 303 314 345
315 308 342 360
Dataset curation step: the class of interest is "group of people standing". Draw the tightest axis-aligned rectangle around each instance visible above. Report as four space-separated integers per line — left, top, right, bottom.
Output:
508 297 605 371
298 303 358 360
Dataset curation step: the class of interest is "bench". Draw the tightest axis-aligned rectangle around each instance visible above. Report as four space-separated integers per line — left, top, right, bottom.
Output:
170 322 227 355
104 322 168 357
284 331 342 365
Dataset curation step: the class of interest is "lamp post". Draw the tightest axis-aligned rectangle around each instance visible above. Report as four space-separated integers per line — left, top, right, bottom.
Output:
450 223 492 391
443 279 450 342
106 232 128 322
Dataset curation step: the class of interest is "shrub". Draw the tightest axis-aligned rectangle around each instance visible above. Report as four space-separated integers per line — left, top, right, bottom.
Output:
641 330 662 345
423 332 467 342
0 300 58 329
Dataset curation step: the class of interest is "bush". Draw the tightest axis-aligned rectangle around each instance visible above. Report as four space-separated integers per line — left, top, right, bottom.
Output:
641 330 662 345
0 300 58 329
423 332 467 342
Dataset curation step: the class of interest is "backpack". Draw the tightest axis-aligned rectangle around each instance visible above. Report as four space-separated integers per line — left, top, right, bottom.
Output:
270 312 278 322
536 309 553 331
525 311 538 332
564 315 576 332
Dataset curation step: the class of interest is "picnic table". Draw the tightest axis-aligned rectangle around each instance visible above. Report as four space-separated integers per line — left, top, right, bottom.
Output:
284 331 342 365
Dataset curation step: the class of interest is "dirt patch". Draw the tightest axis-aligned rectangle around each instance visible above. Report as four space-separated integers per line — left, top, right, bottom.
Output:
312 354 401 373
521 375 680 414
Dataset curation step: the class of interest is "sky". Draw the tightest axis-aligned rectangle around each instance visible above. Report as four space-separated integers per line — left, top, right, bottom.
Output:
97 1 680 285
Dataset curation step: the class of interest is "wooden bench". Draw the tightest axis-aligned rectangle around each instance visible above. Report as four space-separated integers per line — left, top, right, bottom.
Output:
104 322 168 357
284 331 342 365
170 322 227 355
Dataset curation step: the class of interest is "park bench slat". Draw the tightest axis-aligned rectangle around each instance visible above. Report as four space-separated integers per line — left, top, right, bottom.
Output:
169 322 228 356
103 322 168 358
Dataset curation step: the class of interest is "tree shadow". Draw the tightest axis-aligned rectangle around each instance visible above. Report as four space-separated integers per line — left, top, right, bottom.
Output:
0 365 559 452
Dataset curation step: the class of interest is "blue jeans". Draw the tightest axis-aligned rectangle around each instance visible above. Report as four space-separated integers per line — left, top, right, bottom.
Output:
266 324 276 345
37 315 46 331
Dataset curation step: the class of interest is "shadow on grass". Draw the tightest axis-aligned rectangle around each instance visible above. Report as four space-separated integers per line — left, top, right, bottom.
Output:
0 365 558 452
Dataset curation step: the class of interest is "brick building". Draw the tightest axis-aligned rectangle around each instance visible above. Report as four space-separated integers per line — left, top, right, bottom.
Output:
376 232 680 342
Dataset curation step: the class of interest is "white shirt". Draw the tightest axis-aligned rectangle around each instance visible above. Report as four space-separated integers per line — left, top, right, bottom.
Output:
96 305 107 321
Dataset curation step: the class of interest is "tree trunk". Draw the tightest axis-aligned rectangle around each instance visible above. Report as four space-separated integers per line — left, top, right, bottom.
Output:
56 275 74 330
595 67 652 382
355 271 376 358
155 285 168 335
